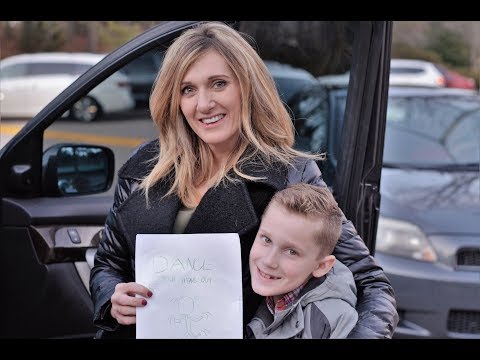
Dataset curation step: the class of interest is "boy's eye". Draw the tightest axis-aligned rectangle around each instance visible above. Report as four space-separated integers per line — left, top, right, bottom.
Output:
288 249 297 256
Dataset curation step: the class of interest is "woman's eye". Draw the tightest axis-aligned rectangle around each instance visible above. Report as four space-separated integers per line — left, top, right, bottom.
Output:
213 80 226 88
181 86 193 95
262 236 271 244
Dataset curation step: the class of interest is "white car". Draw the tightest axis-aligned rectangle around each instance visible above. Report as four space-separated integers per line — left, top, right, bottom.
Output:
0 52 135 121
317 59 448 89
389 58 446 87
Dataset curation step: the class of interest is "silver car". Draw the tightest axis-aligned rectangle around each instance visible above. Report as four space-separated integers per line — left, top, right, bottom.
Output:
0 52 135 122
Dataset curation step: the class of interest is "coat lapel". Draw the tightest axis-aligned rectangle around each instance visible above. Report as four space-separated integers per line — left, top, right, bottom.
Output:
185 180 258 236
116 179 182 251
185 158 288 235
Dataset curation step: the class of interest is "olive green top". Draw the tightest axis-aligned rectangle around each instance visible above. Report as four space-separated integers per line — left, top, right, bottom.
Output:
173 206 196 234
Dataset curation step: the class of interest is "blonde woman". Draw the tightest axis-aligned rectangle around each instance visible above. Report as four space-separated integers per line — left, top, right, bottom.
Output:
90 22 398 339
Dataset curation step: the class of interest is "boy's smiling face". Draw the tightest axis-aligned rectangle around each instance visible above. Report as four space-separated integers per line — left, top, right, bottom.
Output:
249 201 333 301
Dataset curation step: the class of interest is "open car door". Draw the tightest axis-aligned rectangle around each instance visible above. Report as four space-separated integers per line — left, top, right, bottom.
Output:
0 21 392 338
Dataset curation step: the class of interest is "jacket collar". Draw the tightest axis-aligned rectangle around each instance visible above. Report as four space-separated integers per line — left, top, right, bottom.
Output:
250 276 327 338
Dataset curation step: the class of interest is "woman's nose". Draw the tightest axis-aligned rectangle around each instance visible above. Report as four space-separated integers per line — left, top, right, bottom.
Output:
196 90 214 113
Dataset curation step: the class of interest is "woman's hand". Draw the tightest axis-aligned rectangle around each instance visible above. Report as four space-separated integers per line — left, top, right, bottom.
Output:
110 282 153 325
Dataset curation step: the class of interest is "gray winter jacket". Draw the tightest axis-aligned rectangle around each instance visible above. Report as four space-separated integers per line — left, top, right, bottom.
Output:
246 261 358 339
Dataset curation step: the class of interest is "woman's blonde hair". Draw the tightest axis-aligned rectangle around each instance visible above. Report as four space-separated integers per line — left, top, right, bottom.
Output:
141 21 323 207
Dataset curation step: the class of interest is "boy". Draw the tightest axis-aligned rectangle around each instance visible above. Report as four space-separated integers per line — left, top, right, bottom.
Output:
246 183 358 339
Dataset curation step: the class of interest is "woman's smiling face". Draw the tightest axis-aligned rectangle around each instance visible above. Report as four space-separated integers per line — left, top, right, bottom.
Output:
180 49 242 156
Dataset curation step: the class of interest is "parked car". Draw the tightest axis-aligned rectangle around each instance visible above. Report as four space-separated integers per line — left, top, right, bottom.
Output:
389 58 446 87
0 52 135 121
330 58 478 92
264 60 317 103
289 82 480 339
434 63 477 90
0 21 392 338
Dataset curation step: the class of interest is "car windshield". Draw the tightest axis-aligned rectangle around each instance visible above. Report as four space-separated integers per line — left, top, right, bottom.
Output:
384 95 480 167
290 87 480 170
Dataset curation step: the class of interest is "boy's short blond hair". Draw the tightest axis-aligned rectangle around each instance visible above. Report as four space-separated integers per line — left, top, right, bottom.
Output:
267 183 343 257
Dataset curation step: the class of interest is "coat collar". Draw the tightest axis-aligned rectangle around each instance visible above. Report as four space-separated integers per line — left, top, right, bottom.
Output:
249 276 327 338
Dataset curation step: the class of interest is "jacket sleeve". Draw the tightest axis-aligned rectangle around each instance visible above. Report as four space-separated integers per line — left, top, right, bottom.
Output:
292 159 399 338
89 177 138 332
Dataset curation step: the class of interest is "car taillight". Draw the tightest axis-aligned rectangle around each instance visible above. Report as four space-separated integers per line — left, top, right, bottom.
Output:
436 76 446 87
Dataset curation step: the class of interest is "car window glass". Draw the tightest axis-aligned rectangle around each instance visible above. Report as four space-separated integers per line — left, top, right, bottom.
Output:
390 67 424 74
291 85 480 169
120 48 164 107
36 21 354 196
384 95 480 165
28 62 78 75
0 63 27 79
122 51 162 74
440 106 479 163
43 70 157 184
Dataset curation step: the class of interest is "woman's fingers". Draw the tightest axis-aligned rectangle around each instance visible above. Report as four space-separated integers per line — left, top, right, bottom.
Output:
111 307 137 325
115 282 153 299
110 282 152 324
114 303 139 317
112 291 148 307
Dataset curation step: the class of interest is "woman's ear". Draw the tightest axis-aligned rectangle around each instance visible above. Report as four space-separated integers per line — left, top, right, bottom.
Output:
312 255 336 278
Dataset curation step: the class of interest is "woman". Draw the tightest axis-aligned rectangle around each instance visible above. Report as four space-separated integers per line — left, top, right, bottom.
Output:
90 21 398 339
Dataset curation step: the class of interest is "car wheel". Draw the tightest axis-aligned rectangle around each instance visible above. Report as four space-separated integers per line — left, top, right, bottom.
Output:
71 96 101 122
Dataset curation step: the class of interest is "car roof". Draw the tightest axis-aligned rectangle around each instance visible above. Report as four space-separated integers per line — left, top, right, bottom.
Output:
0 52 106 66
390 58 435 68
264 60 316 81
388 86 479 97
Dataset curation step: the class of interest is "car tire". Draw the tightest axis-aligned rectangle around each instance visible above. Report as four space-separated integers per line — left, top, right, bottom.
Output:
71 96 101 122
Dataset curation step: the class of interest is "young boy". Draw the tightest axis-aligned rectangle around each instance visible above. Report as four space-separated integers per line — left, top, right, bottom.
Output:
246 183 358 339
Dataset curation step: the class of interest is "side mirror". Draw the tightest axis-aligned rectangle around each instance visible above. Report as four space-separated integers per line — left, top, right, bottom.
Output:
42 144 114 196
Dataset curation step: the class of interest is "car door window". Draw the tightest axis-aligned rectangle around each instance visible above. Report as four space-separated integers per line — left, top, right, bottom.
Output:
43 69 151 178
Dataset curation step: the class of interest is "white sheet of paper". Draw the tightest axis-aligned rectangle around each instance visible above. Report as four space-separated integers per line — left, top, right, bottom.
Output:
135 233 243 339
